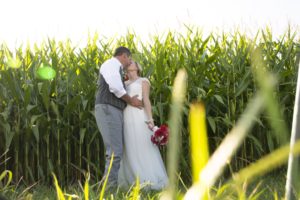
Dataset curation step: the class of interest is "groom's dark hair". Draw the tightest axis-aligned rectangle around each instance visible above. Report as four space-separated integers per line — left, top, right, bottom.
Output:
113 46 131 57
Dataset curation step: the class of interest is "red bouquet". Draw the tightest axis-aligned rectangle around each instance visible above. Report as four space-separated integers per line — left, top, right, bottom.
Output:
151 124 169 146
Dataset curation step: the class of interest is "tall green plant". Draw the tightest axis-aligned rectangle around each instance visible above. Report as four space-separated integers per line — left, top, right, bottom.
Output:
0 27 298 186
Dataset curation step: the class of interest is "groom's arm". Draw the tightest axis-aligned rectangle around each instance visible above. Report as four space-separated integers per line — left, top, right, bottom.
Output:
100 61 127 98
121 94 143 109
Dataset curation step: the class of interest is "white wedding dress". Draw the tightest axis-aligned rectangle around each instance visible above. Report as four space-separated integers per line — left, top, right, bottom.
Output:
118 78 168 190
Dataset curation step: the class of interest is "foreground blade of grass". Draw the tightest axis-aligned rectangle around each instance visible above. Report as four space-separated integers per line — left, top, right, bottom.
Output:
161 69 187 200
52 173 66 200
251 47 289 144
129 177 140 200
232 139 300 185
189 103 209 199
189 103 209 182
99 153 114 200
184 92 267 200
0 170 12 191
184 47 280 200
84 172 90 200
286 54 300 200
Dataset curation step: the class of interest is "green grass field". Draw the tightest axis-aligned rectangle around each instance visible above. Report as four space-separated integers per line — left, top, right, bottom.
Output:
0 26 299 199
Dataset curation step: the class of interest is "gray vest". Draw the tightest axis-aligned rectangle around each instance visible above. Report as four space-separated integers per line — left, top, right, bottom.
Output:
95 72 126 110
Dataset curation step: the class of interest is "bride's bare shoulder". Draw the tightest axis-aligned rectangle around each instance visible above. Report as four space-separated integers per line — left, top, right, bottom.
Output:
141 77 150 85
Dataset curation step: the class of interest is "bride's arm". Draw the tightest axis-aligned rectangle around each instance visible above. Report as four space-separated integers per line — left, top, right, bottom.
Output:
142 79 154 129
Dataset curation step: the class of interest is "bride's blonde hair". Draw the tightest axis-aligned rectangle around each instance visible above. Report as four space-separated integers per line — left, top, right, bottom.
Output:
134 61 142 76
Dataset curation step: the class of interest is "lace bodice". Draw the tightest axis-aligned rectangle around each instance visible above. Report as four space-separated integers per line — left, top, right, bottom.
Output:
125 78 150 100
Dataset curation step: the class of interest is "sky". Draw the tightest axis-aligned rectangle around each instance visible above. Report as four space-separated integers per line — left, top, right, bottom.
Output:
0 0 299 48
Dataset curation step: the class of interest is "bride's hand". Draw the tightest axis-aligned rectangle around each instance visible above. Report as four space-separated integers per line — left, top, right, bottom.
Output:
145 119 154 130
147 122 155 130
148 123 154 131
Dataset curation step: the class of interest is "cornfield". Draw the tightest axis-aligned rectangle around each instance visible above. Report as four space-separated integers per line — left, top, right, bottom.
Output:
0 27 299 188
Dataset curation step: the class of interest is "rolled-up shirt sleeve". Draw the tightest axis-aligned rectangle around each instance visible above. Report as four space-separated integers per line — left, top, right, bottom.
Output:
100 58 127 98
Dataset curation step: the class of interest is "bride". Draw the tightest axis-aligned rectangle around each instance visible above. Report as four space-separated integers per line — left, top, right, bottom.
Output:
118 61 168 190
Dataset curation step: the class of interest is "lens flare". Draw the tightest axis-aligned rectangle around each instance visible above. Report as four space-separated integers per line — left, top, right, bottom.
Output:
36 65 56 80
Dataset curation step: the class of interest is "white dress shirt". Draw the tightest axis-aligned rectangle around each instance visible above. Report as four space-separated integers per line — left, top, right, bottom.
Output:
100 57 126 98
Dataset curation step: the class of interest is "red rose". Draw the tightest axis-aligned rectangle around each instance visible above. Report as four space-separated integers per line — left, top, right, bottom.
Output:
151 124 169 146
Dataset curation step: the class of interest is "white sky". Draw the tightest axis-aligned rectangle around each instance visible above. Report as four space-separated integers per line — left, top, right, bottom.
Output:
0 0 299 48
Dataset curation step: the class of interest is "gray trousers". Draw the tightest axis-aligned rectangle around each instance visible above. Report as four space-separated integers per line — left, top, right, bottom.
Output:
95 104 124 188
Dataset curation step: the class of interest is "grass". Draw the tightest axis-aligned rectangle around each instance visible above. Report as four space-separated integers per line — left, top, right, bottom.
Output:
2 183 165 200
209 169 287 200
0 27 298 185
0 27 299 199
1 60 297 200
0 170 287 200
247 169 287 199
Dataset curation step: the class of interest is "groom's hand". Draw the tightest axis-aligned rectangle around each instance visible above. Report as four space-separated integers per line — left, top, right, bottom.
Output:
130 95 143 109
121 94 143 109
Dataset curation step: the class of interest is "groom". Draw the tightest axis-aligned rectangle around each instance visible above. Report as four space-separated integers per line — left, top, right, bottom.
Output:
95 46 143 189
